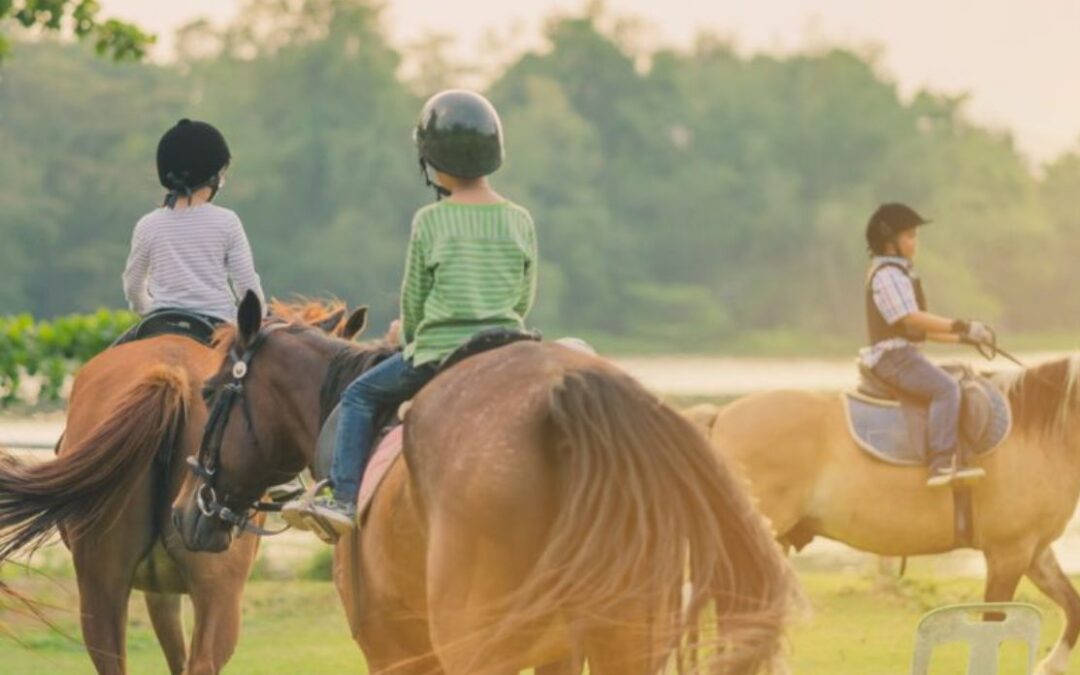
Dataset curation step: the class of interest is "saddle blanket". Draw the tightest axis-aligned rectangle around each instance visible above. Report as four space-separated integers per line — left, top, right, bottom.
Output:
314 404 404 520
355 425 403 519
843 377 1011 466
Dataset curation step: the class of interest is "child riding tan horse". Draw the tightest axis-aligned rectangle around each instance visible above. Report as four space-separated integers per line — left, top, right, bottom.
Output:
687 355 1080 675
861 202 994 486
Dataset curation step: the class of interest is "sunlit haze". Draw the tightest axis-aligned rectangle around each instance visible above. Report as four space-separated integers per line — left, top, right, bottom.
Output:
96 0 1080 165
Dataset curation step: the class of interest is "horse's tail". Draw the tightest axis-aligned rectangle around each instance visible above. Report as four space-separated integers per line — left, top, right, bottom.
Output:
492 367 796 673
0 364 190 561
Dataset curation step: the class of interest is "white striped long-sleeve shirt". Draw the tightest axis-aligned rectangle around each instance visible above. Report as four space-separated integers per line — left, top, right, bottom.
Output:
122 204 265 322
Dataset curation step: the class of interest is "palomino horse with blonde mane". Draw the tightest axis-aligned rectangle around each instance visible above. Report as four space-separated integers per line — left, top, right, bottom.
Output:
684 356 1080 675
173 293 796 675
0 311 343 674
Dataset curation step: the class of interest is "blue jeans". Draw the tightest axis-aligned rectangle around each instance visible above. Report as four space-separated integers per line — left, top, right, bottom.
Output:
330 352 437 503
871 346 961 464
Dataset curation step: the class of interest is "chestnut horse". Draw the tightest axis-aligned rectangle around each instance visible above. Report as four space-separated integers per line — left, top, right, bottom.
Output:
173 294 795 675
684 356 1080 675
0 326 352 674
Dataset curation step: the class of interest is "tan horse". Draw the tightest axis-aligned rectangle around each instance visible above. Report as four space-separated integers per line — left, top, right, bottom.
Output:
0 334 272 674
684 356 1080 675
172 294 796 675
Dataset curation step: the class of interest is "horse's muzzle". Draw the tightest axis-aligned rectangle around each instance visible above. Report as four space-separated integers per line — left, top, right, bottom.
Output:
172 498 233 553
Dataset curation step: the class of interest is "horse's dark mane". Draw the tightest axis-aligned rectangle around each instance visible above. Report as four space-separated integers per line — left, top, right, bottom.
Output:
994 356 1080 441
318 342 397 425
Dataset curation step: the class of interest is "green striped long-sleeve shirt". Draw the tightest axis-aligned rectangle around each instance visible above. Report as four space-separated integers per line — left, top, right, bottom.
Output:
401 200 538 366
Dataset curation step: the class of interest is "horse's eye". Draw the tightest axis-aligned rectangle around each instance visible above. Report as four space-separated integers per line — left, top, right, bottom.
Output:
201 387 216 404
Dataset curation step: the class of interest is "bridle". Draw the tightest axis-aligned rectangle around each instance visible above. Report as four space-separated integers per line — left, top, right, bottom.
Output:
187 321 294 537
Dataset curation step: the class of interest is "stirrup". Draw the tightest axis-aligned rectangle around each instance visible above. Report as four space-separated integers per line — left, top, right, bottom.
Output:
280 479 329 532
953 465 987 483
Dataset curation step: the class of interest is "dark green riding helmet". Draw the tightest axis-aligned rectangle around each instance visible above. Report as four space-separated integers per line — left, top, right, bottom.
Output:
414 89 504 180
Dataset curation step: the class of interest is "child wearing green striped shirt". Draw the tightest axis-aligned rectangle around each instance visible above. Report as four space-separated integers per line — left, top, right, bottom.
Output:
302 90 537 535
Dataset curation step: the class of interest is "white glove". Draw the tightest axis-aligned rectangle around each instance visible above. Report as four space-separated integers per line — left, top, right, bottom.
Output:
965 321 994 345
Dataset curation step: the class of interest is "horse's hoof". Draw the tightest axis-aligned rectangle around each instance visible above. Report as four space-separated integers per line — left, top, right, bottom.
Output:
1035 658 1069 675
1035 643 1072 675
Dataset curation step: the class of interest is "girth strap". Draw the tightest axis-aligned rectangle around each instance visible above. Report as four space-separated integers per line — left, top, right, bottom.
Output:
953 485 975 548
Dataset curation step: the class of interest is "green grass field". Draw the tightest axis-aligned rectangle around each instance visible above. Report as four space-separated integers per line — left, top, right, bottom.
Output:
1 561 1077 674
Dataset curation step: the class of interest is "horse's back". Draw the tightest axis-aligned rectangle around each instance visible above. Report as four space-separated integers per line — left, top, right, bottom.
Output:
69 336 213 413
406 341 594 529
707 389 842 538
714 389 840 448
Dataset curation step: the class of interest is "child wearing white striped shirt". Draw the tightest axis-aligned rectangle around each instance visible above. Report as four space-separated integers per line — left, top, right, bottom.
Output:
122 119 264 323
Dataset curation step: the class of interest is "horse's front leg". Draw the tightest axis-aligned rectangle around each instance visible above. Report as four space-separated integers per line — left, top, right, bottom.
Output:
182 533 260 675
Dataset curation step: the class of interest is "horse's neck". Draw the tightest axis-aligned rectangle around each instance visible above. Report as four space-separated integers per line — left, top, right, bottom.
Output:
1013 419 1080 512
1048 426 1080 477
296 338 391 473
283 338 341 475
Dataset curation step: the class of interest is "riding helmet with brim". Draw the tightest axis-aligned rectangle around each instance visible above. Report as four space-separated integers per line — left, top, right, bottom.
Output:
865 202 931 255
157 119 231 205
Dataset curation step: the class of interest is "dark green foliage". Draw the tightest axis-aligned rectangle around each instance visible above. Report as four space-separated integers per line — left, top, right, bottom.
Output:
1 1 153 61
0 310 137 406
301 548 334 581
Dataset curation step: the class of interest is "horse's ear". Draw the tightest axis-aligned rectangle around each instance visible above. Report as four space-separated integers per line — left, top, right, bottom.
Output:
342 306 368 341
313 308 346 334
681 403 720 437
237 290 263 348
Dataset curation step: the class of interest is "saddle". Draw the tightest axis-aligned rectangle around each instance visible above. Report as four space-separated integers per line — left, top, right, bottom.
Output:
843 363 1012 466
312 327 544 520
438 326 542 373
112 309 222 348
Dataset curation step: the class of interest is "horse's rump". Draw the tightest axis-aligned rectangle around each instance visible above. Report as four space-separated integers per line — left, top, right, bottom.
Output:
0 360 192 560
406 346 794 673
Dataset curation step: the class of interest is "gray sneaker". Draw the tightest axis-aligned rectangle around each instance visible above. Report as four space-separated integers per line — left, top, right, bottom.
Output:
305 496 358 540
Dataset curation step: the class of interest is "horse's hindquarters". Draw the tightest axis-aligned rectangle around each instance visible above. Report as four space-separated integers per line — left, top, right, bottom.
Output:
711 389 967 555
409 345 792 674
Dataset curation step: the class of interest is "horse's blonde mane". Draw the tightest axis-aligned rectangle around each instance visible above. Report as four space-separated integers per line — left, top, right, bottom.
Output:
991 354 1080 441
267 297 346 324
211 297 348 353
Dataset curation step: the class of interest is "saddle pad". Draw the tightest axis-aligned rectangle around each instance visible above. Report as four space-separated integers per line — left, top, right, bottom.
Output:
356 425 404 520
843 379 1012 466
313 404 404 518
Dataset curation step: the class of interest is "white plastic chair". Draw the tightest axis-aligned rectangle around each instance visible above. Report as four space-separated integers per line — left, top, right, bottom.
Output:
910 602 1042 675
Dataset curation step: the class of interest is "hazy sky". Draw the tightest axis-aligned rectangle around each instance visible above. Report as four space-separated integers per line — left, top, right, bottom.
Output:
99 0 1080 164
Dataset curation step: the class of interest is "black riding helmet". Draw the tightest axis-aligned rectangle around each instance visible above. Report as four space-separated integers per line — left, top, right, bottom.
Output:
865 202 931 255
414 90 503 196
157 119 231 208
